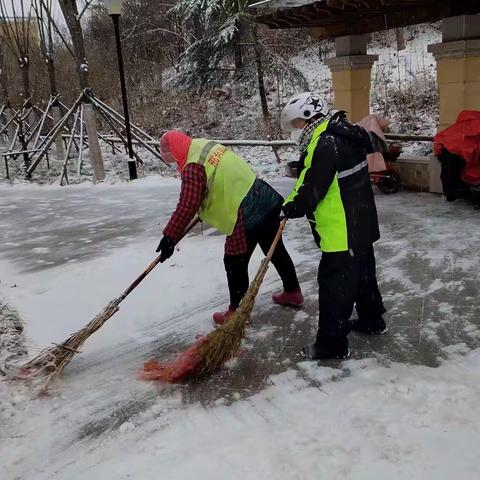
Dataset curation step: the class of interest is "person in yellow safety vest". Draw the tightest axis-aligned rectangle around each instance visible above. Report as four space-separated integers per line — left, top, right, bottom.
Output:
280 92 387 360
157 130 303 325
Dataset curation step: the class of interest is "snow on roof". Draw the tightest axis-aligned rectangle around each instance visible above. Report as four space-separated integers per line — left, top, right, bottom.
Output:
249 0 319 9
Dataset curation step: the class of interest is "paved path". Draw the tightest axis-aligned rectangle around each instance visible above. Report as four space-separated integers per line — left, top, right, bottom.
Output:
2 181 479 407
3 180 480 479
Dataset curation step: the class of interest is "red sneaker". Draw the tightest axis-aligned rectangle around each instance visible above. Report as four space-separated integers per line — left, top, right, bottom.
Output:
213 306 237 325
272 289 304 307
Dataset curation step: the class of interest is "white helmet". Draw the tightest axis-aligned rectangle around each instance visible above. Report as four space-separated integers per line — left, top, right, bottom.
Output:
280 92 328 132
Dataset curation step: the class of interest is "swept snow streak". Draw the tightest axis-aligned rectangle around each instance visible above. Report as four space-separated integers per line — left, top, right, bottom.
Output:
1 179 480 479
3 354 480 479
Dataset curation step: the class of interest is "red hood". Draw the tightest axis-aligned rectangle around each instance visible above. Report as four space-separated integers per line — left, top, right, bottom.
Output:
160 131 192 171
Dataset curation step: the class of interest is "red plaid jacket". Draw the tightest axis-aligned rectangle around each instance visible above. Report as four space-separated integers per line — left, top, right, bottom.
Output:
163 163 248 255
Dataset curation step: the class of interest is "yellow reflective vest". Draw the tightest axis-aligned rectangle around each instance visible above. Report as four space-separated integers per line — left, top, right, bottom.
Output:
186 139 256 235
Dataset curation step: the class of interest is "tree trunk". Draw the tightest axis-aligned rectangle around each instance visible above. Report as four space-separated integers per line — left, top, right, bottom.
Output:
252 25 269 120
20 61 31 103
17 119 30 169
58 1 104 178
396 28 406 51
0 74 8 102
47 58 58 97
84 104 105 182
0 49 9 103
28 109 38 135
52 105 65 162
58 0 89 90
233 21 243 70
0 73 8 104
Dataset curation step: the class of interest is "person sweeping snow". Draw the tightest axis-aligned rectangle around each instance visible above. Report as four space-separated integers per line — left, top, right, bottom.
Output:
280 92 387 360
157 130 303 325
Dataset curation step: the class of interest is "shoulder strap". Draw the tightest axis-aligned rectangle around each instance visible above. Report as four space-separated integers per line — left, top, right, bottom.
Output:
197 141 218 166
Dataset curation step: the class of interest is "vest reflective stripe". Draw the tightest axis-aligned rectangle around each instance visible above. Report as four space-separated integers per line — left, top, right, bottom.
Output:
198 141 218 165
196 140 221 192
186 139 256 235
337 159 368 179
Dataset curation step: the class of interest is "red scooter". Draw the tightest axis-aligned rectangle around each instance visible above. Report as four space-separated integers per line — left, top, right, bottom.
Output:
369 144 402 194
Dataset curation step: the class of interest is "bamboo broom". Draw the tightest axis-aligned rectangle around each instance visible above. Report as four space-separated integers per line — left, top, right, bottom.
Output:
16 217 202 389
194 218 288 376
139 218 289 382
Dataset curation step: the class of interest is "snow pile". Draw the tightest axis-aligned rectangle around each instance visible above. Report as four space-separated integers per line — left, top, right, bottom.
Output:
289 47 333 101
0 303 27 375
236 145 297 178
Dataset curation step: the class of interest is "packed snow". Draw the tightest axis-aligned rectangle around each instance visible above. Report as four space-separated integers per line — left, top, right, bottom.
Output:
1 177 480 479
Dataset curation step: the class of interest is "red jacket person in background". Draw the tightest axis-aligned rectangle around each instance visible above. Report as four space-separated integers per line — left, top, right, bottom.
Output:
157 130 303 325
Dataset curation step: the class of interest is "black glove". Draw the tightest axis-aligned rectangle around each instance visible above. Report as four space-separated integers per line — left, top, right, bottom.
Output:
282 203 299 219
156 235 175 262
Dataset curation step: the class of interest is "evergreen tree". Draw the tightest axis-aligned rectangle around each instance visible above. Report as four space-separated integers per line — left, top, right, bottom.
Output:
171 0 308 120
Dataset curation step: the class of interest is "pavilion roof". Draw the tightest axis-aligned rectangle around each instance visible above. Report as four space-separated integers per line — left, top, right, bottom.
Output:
251 1 480 39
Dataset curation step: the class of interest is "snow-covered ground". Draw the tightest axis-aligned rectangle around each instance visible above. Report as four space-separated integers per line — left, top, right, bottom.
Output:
1 177 480 479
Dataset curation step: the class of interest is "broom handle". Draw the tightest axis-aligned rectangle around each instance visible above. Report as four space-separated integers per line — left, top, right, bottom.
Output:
119 216 282 305
238 218 288 308
118 216 201 302
265 218 287 261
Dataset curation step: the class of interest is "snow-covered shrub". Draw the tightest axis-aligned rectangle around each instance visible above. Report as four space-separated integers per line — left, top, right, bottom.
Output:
0 302 27 375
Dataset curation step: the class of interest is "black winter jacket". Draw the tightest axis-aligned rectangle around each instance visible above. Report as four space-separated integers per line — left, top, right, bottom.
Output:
284 112 380 253
242 178 283 231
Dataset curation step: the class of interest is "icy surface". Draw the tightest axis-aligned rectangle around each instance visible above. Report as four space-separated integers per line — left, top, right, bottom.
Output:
1 180 480 479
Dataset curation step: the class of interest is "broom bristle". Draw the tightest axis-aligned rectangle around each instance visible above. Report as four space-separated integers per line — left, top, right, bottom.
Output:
138 284 257 383
138 335 208 382
139 256 270 383
190 256 269 377
16 300 120 387
138 309 251 383
195 307 250 375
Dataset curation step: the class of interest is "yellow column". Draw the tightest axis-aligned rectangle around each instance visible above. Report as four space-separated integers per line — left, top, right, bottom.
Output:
433 54 480 131
329 67 374 123
324 35 378 123
428 16 480 131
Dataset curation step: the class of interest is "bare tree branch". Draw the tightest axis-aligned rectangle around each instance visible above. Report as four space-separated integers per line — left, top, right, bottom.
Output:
0 0 33 100
77 0 94 22
38 0 76 59
58 0 89 90
124 27 193 46
33 0 59 96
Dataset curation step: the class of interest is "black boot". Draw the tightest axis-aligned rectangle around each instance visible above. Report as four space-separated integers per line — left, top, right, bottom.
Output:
351 317 388 335
301 336 350 360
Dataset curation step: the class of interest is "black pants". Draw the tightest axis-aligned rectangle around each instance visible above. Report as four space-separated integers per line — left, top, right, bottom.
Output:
316 245 385 340
224 209 300 308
